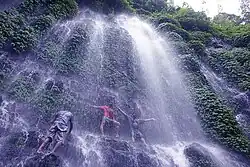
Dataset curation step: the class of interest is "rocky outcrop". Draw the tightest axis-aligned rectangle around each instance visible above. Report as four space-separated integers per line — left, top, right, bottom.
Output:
184 143 222 167
97 137 172 167
0 132 174 167
24 154 62 167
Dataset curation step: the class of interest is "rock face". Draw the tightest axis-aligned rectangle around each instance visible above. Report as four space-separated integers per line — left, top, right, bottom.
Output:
97 137 169 167
24 154 62 167
0 132 174 167
184 143 222 167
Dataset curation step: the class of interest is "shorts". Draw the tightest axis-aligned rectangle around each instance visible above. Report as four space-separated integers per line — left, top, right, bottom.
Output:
102 116 120 126
133 131 144 142
47 125 67 144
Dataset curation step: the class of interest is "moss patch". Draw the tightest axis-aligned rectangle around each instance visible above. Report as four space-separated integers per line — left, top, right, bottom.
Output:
206 48 250 91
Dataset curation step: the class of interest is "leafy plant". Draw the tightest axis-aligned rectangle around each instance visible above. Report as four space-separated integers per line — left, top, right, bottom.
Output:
158 22 191 41
11 27 37 54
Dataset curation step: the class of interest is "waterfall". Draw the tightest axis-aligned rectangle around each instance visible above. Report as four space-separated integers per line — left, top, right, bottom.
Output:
116 15 204 143
0 10 249 167
200 63 250 138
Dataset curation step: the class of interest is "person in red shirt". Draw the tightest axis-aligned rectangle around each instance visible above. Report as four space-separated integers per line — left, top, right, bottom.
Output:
91 103 120 138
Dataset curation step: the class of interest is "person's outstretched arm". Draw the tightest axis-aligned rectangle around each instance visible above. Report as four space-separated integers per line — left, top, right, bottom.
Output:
91 105 102 108
89 104 105 112
116 107 131 120
138 118 156 124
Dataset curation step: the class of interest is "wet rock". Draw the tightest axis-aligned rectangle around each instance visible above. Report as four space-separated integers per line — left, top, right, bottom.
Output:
24 154 62 167
209 38 224 48
233 92 250 113
45 79 54 90
0 131 40 166
166 32 184 42
98 137 138 167
61 139 86 166
100 137 131 152
98 137 170 167
137 152 161 167
171 41 191 55
99 138 136 167
236 114 250 138
184 143 222 167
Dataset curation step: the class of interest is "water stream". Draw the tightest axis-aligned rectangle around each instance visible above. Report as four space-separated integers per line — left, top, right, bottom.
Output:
0 10 249 167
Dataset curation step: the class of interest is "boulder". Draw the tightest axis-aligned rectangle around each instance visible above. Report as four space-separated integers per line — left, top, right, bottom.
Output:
99 137 136 167
0 131 40 166
184 143 222 167
97 137 176 167
166 32 184 42
209 38 224 48
137 152 161 167
24 154 62 167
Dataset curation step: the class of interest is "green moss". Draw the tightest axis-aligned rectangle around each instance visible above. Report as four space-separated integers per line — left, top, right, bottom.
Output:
33 88 63 119
11 27 37 54
31 15 56 32
37 41 63 65
188 40 205 57
7 71 40 101
151 12 181 27
81 0 134 14
233 33 250 48
193 86 250 155
171 41 191 54
190 31 212 44
0 55 15 90
57 26 88 74
174 8 212 32
206 48 250 91
158 22 191 41
1 0 79 54
0 10 25 49
178 55 200 72
17 0 40 16
177 51 250 156
46 0 78 19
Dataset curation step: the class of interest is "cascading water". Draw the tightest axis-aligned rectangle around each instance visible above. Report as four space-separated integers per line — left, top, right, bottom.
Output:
0 10 250 167
200 63 250 138
116 16 204 144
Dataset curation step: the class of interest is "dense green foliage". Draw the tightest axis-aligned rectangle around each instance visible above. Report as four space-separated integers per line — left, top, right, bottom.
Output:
8 71 40 101
178 55 250 156
206 48 250 91
79 0 134 13
158 22 191 41
0 55 15 90
0 0 78 54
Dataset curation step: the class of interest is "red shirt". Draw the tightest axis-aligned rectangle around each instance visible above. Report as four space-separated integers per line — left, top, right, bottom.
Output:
100 106 114 119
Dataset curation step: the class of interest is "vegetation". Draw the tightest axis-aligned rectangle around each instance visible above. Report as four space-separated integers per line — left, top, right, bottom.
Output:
0 0 78 54
7 71 40 101
206 48 250 91
80 0 134 13
179 55 250 156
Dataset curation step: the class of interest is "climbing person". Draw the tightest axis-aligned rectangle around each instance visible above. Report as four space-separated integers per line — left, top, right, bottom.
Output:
117 106 156 145
91 102 120 138
37 110 73 155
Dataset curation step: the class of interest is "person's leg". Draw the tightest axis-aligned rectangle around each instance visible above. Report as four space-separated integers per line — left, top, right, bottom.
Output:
140 137 147 145
100 117 106 136
48 131 65 155
49 141 63 154
37 137 52 153
112 119 120 138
